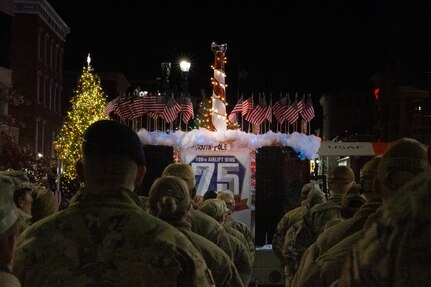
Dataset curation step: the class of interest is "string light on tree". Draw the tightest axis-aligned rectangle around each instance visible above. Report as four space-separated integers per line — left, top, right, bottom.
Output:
54 54 108 180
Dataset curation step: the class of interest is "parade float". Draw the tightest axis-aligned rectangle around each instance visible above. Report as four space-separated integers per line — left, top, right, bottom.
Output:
105 43 321 240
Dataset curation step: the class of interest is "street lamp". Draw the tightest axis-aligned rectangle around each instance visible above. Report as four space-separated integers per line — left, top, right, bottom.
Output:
161 62 171 96
179 60 191 96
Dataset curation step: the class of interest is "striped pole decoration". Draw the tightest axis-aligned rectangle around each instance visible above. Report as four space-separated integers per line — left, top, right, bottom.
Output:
210 42 228 131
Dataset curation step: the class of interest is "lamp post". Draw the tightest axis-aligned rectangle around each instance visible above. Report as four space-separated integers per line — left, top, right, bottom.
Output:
179 60 191 96
161 62 171 96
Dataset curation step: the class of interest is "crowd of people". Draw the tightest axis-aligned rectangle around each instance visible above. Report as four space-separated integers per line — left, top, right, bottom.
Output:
1 119 430 286
0 120 255 287
273 137 431 287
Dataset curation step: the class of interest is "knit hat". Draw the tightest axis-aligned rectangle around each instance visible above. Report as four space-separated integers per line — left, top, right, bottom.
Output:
149 176 190 220
161 164 196 192
329 166 355 184
377 138 428 190
83 120 146 165
0 175 20 234
199 198 229 220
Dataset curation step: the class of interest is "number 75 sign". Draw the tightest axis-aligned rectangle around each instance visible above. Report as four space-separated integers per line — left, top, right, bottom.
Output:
182 148 251 201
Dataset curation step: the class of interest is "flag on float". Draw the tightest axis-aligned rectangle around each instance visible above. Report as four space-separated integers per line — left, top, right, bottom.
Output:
143 94 166 114
228 96 244 122
245 94 266 125
296 93 304 115
178 95 194 124
272 95 286 124
301 93 315 122
104 96 119 116
265 96 272 123
285 94 299 124
162 97 181 123
129 97 146 119
242 97 251 116
116 98 133 120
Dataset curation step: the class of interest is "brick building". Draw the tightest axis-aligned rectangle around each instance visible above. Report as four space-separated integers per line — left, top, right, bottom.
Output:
9 0 69 158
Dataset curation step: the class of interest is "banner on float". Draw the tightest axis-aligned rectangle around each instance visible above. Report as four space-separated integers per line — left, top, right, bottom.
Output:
181 143 252 228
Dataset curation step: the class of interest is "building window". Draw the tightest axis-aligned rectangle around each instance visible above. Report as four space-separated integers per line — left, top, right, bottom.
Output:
44 34 49 66
50 40 54 70
38 28 43 60
43 76 48 107
37 71 42 103
49 80 53 110
58 87 62 113
60 49 64 79
55 44 59 73
54 84 58 112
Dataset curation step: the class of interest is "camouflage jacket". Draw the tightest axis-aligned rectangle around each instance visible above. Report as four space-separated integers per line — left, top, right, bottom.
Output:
188 208 235 260
170 220 244 287
225 216 256 263
291 200 382 287
14 186 215 287
272 204 307 264
337 171 431 287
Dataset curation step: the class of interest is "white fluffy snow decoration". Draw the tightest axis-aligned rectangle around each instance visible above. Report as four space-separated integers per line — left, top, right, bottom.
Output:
137 128 321 160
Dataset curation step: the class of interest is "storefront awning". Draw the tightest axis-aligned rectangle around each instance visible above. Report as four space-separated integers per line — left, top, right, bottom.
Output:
318 142 389 156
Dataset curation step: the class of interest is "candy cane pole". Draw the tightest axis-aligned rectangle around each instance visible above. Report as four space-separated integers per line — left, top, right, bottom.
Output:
211 42 227 131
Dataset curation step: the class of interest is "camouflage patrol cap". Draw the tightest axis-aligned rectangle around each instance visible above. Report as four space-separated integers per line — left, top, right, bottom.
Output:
0 175 20 234
198 198 229 220
377 138 428 190
360 155 382 180
31 186 59 223
216 190 235 212
301 183 318 200
149 176 190 217
161 164 196 191
342 184 366 212
329 166 355 184
83 120 146 165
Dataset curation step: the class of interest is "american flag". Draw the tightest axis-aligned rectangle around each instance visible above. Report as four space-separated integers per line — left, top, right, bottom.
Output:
129 97 146 119
285 95 299 124
143 95 166 114
301 93 315 122
162 97 181 123
272 100 284 123
228 96 244 122
296 93 304 114
245 95 267 125
117 98 133 120
265 97 272 123
242 98 251 116
104 96 119 116
178 96 194 124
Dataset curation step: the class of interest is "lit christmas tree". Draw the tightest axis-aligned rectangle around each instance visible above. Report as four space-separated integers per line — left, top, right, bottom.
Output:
194 96 213 129
54 54 108 180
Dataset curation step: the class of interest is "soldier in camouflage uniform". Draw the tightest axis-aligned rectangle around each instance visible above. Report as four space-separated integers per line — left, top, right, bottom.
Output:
282 188 326 286
291 156 382 287
272 183 321 264
13 120 215 287
217 190 256 263
149 176 244 287
336 138 430 287
199 198 253 287
0 175 23 287
161 164 235 260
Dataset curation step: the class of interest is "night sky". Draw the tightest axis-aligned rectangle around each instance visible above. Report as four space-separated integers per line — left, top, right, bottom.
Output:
48 0 431 101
